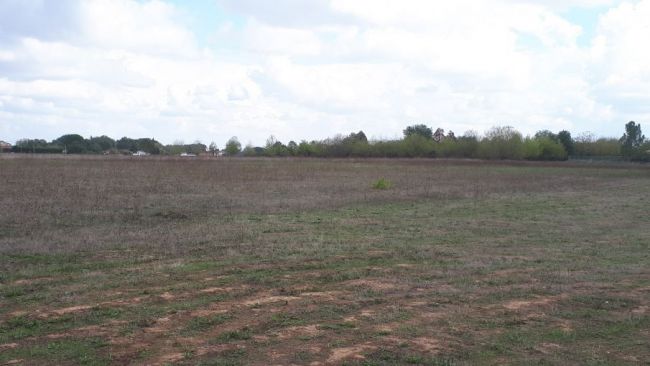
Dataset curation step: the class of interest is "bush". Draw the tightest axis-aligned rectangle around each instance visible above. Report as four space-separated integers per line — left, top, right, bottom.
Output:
402 135 435 157
477 126 524 160
372 178 392 190
522 138 542 160
538 138 568 161
574 138 621 157
630 142 650 162
435 136 478 158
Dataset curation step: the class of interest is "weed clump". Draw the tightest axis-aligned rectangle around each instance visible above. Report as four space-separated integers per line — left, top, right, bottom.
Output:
372 178 392 190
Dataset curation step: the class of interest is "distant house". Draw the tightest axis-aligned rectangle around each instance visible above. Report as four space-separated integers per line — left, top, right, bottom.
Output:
132 151 149 156
180 152 197 157
0 141 11 153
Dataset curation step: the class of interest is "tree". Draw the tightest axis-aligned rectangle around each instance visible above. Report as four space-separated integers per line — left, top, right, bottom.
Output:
16 139 48 149
243 144 259 157
54 134 85 146
13 139 61 153
346 131 368 143
225 136 241 156
89 135 116 151
534 130 558 141
265 135 289 156
116 137 138 152
136 138 162 155
620 121 645 157
480 126 524 160
403 124 433 139
54 134 86 154
297 141 315 156
557 130 575 155
287 141 298 156
484 126 521 141
209 142 218 156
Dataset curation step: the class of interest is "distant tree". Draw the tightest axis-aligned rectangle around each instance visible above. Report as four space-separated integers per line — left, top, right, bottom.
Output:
287 141 298 156
243 144 258 157
186 142 207 155
557 130 575 155
13 139 61 153
54 134 85 146
116 137 138 152
297 140 315 156
164 144 185 155
480 126 524 160
534 130 558 141
346 131 368 143
225 136 242 156
575 131 595 143
264 135 289 156
462 130 480 141
265 135 278 151
620 121 645 157
54 134 86 153
403 124 433 140
209 142 218 156
16 139 48 148
89 135 115 151
136 138 162 155
484 126 521 141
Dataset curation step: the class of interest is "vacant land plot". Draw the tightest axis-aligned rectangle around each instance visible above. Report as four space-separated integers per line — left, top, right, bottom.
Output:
1 155 649 365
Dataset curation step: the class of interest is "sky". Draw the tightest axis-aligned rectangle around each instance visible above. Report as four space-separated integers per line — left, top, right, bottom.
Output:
1 0 649 146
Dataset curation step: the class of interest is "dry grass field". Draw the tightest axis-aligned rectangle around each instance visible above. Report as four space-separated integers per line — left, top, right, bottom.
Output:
1 155 649 365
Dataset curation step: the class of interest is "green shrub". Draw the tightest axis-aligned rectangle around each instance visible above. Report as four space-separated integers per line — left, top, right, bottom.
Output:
574 137 621 157
372 178 392 190
477 126 524 160
537 138 568 160
435 137 478 158
401 135 435 157
630 142 650 162
523 138 541 160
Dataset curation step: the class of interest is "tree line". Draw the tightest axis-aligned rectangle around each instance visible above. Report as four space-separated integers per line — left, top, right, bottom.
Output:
228 122 648 162
9 135 216 156
6 122 649 162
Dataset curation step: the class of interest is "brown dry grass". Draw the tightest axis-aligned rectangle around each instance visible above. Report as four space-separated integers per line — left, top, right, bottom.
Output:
0 155 649 365
1 155 639 254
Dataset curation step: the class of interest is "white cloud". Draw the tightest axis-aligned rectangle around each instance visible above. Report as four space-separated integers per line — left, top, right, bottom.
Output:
77 0 197 57
0 0 647 145
241 20 323 56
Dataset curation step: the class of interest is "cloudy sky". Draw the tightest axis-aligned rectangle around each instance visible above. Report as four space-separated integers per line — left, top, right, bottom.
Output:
1 0 649 145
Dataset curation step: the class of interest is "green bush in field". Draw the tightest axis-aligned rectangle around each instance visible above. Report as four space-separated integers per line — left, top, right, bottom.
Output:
630 141 650 162
477 126 525 160
372 178 392 190
523 137 567 161
523 138 542 160
435 135 479 158
575 137 621 157
537 138 568 160
402 135 435 157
